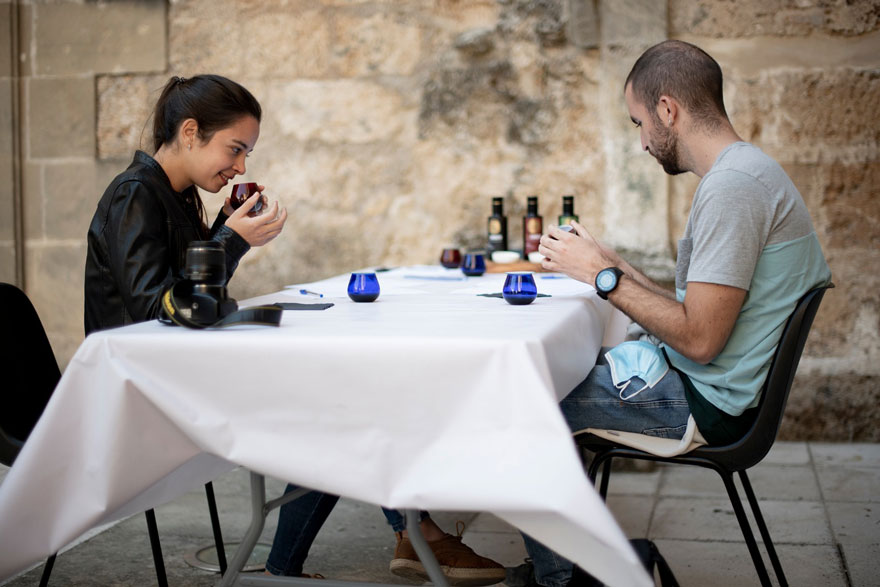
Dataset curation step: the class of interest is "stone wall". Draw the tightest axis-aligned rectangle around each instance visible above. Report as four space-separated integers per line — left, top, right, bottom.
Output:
1 0 878 440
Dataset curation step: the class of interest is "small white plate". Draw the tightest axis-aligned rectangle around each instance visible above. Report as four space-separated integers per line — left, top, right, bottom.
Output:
491 251 521 264
528 251 545 263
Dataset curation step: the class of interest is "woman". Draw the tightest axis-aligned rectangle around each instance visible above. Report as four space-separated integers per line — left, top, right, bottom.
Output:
84 74 287 334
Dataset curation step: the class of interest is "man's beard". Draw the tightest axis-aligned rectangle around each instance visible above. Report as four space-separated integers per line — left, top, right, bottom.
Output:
649 119 686 176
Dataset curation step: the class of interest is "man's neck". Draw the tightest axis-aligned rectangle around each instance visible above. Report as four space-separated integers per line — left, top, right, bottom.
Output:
686 125 744 178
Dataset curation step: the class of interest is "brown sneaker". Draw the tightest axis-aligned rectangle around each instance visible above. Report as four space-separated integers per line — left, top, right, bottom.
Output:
389 526 506 586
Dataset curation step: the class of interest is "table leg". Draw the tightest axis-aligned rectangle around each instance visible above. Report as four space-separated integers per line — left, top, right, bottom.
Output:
218 473 449 587
404 509 449 587
217 471 268 587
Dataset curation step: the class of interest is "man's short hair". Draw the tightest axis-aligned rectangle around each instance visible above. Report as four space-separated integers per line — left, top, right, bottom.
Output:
625 40 728 130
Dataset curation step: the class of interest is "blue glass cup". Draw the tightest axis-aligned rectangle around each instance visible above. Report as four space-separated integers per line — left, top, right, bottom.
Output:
461 253 486 277
347 272 380 302
502 272 538 305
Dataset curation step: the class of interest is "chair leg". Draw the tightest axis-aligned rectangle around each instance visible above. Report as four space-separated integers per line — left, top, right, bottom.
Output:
38 553 56 587
716 471 772 587
144 508 169 587
586 453 613 501
204 481 227 575
598 458 612 499
739 470 788 587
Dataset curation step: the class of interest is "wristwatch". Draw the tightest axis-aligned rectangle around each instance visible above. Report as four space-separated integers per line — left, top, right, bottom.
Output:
595 267 625 300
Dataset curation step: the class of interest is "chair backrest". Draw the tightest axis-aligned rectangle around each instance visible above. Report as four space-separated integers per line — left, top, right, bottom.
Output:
697 284 833 470
0 283 61 466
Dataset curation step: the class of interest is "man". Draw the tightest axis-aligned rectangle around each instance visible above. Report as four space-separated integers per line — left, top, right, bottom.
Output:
528 40 831 587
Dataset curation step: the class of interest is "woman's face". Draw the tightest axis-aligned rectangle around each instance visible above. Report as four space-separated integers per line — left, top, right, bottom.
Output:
187 115 260 193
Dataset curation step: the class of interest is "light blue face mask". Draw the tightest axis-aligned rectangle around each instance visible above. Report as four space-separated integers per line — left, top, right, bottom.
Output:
604 341 670 400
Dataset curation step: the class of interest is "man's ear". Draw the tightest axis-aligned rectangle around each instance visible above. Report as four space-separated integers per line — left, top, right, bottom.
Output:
656 95 679 127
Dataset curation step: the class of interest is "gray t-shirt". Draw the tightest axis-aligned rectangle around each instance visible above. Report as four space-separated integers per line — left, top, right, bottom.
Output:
664 142 831 416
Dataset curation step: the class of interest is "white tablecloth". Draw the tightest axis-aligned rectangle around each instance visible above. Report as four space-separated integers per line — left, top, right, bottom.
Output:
0 267 647 586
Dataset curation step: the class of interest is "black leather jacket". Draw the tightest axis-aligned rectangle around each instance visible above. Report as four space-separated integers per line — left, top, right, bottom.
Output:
84 151 249 335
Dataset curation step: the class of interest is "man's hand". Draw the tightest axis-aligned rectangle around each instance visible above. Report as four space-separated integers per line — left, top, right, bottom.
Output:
538 221 613 284
539 221 746 365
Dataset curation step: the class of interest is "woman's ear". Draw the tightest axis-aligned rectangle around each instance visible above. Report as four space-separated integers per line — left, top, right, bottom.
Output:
178 118 199 150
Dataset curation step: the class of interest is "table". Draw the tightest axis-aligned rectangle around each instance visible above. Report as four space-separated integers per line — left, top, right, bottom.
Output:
0 266 648 586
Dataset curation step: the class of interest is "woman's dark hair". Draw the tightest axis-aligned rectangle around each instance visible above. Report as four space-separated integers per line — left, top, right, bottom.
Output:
152 74 262 152
151 74 262 235
625 40 728 131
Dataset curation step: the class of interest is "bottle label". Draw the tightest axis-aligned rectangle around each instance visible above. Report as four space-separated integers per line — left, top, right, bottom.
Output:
488 218 502 234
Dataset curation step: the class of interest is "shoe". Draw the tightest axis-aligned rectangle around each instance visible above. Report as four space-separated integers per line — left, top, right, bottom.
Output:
390 524 506 586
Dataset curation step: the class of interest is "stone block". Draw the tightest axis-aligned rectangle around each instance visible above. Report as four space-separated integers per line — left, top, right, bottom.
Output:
657 540 846 587
168 0 241 76
28 77 95 159
431 0 500 33
817 161 880 250
0 3 11 78
782 374 880 441
775 69 880 152
670 0 880 38
566 0 599 49
600 0 667 48
813 462 880 503
34 1 166 75
267 79 412 143
826 502 880 544
811 442 880 468
97 74 167 159
24 242 88 366
794 248 880 371
653 496 830 544
839 543 880 587
331 11 422 76
732 68 880 162
44 160 98 240
0 244 15 284
660 461 821 500
239 6 331 78
22 161 41 240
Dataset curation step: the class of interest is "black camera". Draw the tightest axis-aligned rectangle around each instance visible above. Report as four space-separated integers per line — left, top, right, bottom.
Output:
160 241 238 327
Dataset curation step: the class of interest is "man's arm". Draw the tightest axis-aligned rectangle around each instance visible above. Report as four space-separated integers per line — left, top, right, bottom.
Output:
539 221 746 364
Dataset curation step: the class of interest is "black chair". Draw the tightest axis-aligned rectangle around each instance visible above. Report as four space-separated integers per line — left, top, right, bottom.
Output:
1 283 63 586
577 284 833 587
0 283 227 586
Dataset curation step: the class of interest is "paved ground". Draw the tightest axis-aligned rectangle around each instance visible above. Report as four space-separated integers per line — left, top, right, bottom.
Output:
1 441 878 586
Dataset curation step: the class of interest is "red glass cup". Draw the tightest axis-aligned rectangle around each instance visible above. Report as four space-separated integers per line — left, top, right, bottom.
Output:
440 247 462 269
230 182 264 217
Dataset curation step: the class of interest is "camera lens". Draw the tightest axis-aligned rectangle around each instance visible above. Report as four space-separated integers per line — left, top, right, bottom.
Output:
184 241 226 286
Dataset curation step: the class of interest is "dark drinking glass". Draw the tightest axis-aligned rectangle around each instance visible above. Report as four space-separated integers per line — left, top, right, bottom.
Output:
440 247 462 269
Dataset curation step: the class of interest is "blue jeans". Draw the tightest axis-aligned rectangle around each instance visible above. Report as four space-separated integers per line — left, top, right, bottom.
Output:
266 485 340 576
525 355 691 587
266 486 429 575
381 508 430 532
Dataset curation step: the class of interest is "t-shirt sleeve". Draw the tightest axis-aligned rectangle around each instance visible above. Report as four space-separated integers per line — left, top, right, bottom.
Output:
686 170 774 291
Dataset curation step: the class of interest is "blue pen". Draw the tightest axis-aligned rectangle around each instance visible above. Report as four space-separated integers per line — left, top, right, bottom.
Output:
540 275 568 279
299 289 324 297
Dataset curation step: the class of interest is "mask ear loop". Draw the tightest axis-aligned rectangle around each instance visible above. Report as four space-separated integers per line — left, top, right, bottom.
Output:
617 379 650 401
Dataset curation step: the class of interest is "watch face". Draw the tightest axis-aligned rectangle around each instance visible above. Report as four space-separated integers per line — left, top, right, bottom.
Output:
596 269 617 291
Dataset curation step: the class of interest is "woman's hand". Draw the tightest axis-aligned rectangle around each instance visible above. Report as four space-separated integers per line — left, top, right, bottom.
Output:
225 189 288 247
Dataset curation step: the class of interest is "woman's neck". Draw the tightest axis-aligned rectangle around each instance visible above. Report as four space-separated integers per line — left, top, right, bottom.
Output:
153 144 191 193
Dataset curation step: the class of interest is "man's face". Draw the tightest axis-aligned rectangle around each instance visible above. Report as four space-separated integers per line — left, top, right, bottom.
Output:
624 83 685 176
